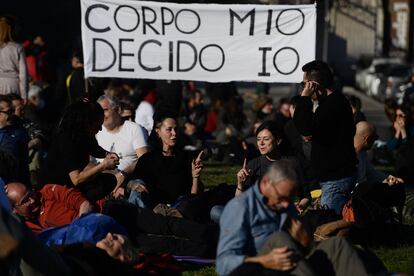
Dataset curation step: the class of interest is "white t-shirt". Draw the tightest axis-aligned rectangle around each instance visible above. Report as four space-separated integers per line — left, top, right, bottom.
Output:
135 101 154 135
96 120 148 171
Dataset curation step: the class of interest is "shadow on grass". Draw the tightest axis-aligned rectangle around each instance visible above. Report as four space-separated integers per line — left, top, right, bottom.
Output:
370 224 414 274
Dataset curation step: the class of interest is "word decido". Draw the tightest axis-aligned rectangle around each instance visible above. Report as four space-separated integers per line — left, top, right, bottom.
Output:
92 38 225 73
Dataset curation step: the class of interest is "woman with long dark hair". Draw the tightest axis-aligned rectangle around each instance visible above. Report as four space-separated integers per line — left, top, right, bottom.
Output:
130 112 204 208
40 100 119 201
387 105 414 151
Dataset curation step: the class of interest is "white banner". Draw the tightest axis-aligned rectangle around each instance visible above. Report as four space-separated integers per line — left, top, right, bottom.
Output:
81 0 316 83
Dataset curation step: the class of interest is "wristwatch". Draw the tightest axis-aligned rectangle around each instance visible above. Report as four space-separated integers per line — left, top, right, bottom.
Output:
119 170 128 178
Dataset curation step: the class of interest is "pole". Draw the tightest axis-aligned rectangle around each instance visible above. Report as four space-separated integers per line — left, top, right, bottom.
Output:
322 0 329 62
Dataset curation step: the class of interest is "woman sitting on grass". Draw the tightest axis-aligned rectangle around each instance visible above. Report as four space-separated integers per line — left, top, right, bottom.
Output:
129 112 204 209
211 121 311 222
39 100 119 201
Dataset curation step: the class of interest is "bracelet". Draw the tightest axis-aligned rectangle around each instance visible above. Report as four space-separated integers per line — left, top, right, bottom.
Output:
237 186 244 192
119 170 128 178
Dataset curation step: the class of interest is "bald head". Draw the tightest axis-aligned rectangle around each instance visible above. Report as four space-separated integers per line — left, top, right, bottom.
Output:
5 182 28 206
5 182 39 219
354 121 377 152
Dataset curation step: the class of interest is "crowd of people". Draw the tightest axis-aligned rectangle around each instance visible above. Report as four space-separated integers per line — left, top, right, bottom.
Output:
0 14 413 276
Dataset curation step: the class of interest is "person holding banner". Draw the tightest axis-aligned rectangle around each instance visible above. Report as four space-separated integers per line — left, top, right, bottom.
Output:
293 60 357 215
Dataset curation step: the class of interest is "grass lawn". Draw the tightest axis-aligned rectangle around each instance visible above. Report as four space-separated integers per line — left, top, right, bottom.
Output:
182 163 414 275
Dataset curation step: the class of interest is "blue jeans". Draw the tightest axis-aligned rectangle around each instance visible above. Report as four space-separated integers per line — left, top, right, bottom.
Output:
210 205 225 223
320 175 356 215
128 190 152 209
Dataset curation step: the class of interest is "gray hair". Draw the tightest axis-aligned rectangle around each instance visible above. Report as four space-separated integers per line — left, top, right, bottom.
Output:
97 94 119 109
266 160 297 186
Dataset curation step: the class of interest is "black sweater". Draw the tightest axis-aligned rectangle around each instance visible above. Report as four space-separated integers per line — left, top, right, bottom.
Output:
293 92 357 182
132 149 193 205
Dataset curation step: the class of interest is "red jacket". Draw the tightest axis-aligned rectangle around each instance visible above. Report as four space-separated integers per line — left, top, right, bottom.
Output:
25 184 87 233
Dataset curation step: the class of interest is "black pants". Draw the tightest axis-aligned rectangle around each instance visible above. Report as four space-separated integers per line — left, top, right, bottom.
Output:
103 200 218 257
77 173 117 202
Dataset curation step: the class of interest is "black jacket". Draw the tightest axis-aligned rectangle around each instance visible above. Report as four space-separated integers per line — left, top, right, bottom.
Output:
293 92 357 182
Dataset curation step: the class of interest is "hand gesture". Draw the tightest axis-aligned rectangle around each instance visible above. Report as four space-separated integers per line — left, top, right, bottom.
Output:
288 218 311 248
132 183 148 193
192 150 204 178
236 158 250 187
102 153 119 170
295 198 310 214
112 187 125 198
301 81 320 98
384 175 404 186
393 120 400 131
263 247 297 271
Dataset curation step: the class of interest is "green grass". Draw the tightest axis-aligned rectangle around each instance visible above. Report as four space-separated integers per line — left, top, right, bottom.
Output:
374 245 414 273
202 162 240 188
184 163 414 275
182 266 216 276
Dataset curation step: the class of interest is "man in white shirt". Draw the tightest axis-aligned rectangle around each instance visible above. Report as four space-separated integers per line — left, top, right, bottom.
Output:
96 95 148 189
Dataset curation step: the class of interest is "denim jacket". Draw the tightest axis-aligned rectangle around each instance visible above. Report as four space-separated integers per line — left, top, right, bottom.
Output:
216 183 296 276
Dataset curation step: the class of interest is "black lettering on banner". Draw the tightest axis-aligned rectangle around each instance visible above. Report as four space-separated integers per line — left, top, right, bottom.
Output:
273 47 299 75
142 6 160 35
92 38 116 71
161 7 174 35
114 5 140 32
177 40 197 72
258 47 271 76
229 8 255 36
85 4 110 33
138 39 162 71
169 41 173 71
119 39 135 72
199 44 225 72
266 10 272 35
275 9 305 35
175 9 201 34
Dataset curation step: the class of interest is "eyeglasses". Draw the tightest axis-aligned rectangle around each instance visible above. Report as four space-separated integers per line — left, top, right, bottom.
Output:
15 190 35 207
396 113 406 118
